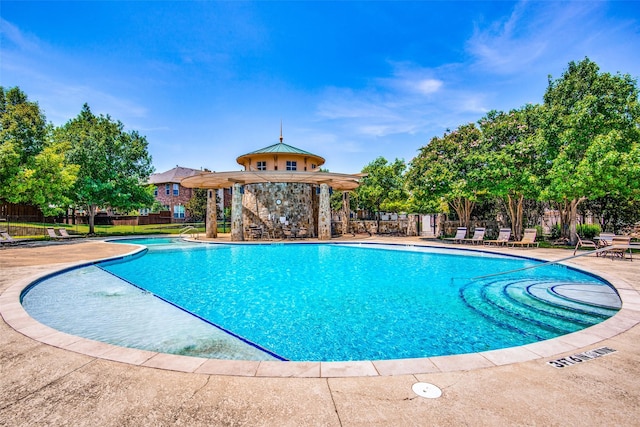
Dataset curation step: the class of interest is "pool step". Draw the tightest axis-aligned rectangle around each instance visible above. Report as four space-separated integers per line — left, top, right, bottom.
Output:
460 278 620 338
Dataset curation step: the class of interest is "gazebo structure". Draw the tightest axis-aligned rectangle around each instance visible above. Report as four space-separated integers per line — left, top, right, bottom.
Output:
181 131 364 241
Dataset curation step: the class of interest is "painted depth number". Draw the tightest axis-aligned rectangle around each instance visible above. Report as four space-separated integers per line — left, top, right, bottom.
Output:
547 347 617 368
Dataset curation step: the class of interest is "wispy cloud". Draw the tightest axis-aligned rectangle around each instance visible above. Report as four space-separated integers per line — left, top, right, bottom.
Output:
466 1 606 74
315 61 487 140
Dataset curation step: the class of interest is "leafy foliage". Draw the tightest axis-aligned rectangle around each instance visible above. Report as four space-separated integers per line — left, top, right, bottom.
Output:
541 58 640 243
355 157 408 221
406 123 484 228
60 104 155 233
0 87 78 214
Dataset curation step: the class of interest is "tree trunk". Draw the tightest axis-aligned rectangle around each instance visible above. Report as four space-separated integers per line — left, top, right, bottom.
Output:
558 197 587 245
568 197 587 245
88 204 97 235
505 193 524 241
450 197 475 231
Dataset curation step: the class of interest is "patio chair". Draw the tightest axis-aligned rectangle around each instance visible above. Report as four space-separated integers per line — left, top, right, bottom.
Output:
57 228 80 238
248 225 262 240
47 228 63 240
574 235 598 256
600 236 633 260
484 228 511 246
282 227 293 240
596 232 616 249
443 227 467 244
1 232 18 245
507 228 539 248
461 227 486 245
297 227 308 239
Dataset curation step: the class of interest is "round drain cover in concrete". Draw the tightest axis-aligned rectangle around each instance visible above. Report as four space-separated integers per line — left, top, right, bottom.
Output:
412 382 442 399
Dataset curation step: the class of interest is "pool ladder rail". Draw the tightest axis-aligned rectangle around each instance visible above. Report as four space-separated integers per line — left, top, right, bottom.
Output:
179 225 199 240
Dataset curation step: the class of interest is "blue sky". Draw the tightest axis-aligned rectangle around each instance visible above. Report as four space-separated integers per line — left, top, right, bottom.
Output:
2 1 639 174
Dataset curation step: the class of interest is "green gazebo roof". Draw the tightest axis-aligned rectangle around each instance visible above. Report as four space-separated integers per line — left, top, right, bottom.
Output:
240 141 317 157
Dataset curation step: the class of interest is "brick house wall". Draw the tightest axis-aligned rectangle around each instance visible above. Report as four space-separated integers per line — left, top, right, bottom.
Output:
149 166 203 223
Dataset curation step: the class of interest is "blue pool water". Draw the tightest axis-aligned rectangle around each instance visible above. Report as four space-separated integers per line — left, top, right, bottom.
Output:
21 239 621 362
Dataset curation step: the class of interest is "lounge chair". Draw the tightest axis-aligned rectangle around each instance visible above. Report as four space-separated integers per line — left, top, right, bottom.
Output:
47 228 62 239
574 235 598 256
461 227 486 245
57 228 80 238
600 236 633 260
507 228 539 248
443 227 467 244
1 232 18 245
484 228 511 246
596 232 615 249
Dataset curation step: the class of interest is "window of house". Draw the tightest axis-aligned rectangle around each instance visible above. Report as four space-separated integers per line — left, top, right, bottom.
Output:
173 205 185 219
153 186 158 197
286 161 297 171
165 184 170 195
311 163 317 170
257 161 267 171
173 183 179 196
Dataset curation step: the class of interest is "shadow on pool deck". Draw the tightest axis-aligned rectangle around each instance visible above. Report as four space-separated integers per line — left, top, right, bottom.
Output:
1 237 640 425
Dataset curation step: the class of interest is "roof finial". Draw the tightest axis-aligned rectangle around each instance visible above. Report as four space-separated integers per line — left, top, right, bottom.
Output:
279 120 283 143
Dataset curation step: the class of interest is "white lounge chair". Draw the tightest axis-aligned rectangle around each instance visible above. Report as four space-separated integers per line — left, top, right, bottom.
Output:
443 227 467 244
574 235 598 256
1 232 18 245
47 228 62 239
484 228 511 246
57 228 80 238
461 227 486 245
507 228 539 248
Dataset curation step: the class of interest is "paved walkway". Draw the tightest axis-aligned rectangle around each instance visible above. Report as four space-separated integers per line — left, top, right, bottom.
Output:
1 236 639 426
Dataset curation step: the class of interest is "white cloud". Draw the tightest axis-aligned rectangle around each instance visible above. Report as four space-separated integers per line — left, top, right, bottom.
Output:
415 79 443 95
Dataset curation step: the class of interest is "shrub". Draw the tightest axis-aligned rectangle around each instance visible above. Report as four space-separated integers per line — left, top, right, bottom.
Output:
577 224 601 239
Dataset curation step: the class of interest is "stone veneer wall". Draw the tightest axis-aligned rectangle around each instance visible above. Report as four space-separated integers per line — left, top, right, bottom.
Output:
242 183 317 238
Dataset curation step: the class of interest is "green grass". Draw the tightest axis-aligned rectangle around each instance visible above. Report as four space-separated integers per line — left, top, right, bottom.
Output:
2 221 231 238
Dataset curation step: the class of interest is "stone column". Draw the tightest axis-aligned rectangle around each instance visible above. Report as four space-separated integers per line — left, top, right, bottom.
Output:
231 183 244 241
407 214 418 236
341 191 350 235
205 189 218 238
318 183 331 240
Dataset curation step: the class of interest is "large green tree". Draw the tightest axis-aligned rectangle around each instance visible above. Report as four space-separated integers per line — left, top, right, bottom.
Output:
355 157 408 229
0 86 77 215
60 104 155 234
477 105 546 240
541 58 640 244
406 123 485 230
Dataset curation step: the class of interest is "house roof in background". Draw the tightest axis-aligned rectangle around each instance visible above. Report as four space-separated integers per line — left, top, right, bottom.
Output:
148 166 203 184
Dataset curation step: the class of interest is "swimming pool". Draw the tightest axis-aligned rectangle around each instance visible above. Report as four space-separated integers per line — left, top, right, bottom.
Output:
21 239 621 362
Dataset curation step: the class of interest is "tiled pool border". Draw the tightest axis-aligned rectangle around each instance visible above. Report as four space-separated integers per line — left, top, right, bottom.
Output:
2 240 640 378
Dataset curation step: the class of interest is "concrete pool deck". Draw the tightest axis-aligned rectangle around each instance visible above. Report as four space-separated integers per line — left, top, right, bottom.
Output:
1 236 639 425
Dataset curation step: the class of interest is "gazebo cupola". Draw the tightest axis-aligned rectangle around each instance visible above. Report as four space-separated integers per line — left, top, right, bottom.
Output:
235 128 325 172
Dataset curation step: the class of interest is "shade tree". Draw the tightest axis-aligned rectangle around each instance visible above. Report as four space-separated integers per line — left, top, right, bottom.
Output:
476 105 546 240
0 86 78 215
60 104 155 234
355 157 408 230
541 58 640 244
406 123 485 230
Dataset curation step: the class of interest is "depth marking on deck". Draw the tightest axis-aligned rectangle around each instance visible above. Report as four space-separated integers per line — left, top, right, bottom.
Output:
547 347 617 368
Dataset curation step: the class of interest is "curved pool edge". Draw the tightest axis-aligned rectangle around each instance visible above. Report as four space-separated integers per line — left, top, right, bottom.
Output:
2 239 640 378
